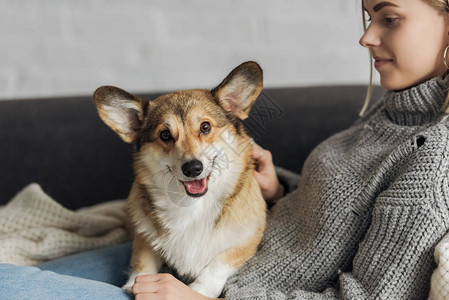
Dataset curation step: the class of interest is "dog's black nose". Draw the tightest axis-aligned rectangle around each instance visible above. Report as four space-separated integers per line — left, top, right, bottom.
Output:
182 160 203 178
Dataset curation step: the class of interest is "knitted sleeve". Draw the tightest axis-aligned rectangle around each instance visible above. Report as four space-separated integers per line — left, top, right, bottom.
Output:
225 131 449 299
274 166 301 194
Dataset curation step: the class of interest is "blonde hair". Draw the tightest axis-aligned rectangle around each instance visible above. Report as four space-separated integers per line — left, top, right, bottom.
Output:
359 0 449 116
359 5 373 117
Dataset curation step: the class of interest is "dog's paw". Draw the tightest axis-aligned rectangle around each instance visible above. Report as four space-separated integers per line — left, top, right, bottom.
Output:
121 282 134 294
122 276 137 294
189 282 207 296
189 282 221 298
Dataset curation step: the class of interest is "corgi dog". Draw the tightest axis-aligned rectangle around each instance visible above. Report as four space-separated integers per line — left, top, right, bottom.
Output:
93 61 267 298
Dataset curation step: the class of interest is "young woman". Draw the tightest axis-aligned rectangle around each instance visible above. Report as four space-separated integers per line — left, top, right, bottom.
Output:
2 0 449 299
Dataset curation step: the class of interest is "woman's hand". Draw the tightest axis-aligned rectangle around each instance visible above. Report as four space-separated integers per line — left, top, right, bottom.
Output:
132 273 222 300
251 142 284 205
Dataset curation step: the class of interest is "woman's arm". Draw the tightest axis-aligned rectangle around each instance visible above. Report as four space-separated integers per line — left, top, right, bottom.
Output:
224 140 449 299
223 167 449 299
224 192 444 299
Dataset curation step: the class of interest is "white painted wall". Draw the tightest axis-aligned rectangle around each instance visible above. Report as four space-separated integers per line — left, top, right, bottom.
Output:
0 0 371 100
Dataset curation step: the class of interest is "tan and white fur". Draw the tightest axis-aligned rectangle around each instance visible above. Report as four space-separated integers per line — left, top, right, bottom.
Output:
93 61 267 298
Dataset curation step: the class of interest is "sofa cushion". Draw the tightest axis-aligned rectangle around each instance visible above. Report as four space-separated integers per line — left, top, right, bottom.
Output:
0 85 384 209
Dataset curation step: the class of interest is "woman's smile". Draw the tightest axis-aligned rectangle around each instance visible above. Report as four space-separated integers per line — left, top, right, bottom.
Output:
373 56 393 70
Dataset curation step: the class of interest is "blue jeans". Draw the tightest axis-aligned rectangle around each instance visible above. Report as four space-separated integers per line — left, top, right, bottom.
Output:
0 242 133 300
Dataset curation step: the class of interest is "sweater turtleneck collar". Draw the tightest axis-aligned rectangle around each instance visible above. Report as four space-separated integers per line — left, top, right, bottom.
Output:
382 75 449 126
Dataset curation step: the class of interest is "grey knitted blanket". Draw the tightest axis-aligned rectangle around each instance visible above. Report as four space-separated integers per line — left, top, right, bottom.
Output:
224 75 449 299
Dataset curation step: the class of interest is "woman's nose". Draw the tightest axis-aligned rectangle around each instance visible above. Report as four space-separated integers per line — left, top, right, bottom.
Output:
359 25 380 48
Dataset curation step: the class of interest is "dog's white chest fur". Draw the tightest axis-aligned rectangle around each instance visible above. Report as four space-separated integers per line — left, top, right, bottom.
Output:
142 184 247 278
154 199 220 277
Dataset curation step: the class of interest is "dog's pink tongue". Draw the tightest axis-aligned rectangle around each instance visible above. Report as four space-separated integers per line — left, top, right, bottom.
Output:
184 178 207 194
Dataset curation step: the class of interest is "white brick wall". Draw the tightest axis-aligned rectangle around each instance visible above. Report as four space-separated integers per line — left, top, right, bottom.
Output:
0 0 371 100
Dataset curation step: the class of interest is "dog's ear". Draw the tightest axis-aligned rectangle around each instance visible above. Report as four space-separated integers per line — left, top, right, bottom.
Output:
93 86 146 143
212 61 263 120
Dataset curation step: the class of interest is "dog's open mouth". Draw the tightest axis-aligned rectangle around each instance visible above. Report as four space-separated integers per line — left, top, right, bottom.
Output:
182 177 209 198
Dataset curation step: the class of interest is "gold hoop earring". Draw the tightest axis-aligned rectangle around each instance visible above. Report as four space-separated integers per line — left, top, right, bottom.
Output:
444 45 449 70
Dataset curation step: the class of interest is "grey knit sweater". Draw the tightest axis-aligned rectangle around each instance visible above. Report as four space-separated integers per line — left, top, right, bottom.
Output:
224 75 449 299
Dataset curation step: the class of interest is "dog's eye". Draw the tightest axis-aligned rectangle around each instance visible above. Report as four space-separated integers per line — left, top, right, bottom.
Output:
200 122 211 134
160 130 172 142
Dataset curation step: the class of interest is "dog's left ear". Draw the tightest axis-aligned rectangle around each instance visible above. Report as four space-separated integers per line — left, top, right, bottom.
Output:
93 86 146 143
212 61 263 120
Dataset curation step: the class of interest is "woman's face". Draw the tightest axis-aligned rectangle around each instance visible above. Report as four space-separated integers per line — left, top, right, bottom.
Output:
360 0 449 90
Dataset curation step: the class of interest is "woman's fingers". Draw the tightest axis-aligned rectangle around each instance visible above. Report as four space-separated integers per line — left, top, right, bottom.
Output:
136 274 160 283
251 143 272 171
135 293 160 300
250 143 284 203
133 274 161 295
133 273 210 300
133 282 158 294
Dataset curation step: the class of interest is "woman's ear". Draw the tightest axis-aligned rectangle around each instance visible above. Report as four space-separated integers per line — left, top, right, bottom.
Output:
212 61 263 120
93 86 147 143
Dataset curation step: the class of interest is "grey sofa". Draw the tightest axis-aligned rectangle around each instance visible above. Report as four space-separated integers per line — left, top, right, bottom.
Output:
0 85 384 209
